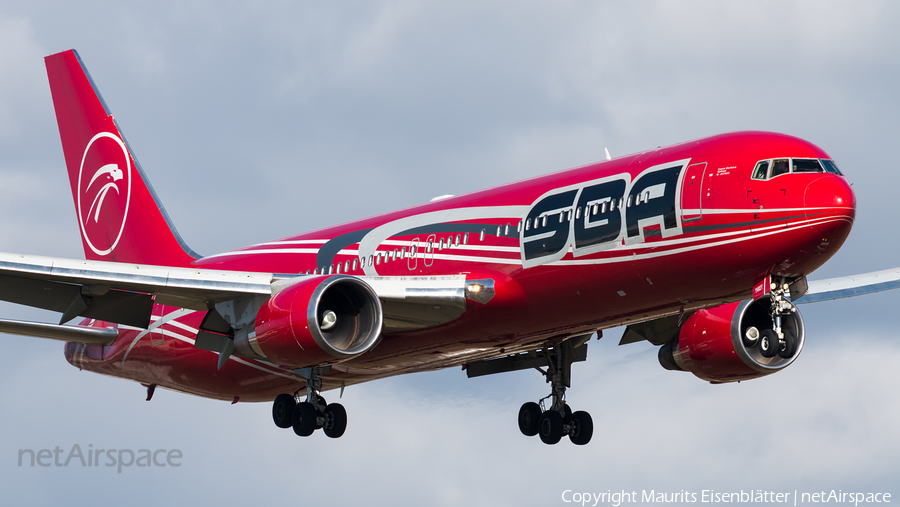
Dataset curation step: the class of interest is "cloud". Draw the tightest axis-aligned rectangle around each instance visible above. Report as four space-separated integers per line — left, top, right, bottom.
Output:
0 14 47 142
2 329 897 505
0 1 899 504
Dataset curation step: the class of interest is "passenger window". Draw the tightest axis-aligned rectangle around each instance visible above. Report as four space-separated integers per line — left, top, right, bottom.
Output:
352 259 358 270
752 161 769 180
820 159 843 175
792 158 823 173
771 159 790 178
464 233 469 244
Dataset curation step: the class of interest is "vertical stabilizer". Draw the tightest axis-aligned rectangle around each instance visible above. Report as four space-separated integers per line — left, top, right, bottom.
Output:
45 49 198 266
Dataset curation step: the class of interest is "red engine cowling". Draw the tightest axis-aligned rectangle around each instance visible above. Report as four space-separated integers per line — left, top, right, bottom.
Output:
243 275 383 368
658 296 805 383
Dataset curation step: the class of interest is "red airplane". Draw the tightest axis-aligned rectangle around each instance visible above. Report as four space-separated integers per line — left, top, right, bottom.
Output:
0 49 891 446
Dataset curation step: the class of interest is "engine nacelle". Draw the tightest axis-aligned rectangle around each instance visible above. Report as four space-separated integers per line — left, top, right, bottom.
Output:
242 275 383 368
658 296 805 383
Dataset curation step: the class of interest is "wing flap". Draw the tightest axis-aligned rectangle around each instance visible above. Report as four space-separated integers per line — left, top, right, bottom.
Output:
0 252 274 311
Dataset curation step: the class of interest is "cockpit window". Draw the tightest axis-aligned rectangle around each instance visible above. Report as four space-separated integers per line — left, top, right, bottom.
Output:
820 159 843 175
751 161 769 180
792 158 823 173
771 159 790 178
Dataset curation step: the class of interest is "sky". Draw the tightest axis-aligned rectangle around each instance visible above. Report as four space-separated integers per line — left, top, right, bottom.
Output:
1 1 899 505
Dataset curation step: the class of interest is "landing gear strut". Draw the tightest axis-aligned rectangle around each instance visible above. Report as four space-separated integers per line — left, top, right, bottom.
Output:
745 279 800 360
271 367 348 438
517 341 594 445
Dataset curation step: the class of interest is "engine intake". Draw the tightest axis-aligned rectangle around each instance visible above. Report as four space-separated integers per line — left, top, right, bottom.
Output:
245 275 383 368
659 295 805 383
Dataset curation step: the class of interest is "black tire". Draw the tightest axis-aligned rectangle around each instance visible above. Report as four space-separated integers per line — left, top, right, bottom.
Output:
562 404 573 423
778 329 797 359
518 402 541 436
760 329 779 358
317 395 327 407
272 394 296 429
569 411 594 445
322 403 348 439
538 410 563 445
292 402 317 437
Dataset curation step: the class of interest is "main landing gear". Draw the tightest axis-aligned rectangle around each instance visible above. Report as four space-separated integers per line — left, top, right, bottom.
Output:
517 341 593 446
466 335 594 445
271 367 347 438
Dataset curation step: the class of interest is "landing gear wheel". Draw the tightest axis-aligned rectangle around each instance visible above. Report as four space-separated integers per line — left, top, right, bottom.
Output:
292 402 317 437
272 394 296 429
539 410 563 445
778 329 797 359
562 404 573 423
315 397 327 429
759 329 779 358
518 402 541 436
322 403 348 438
569 411 593 445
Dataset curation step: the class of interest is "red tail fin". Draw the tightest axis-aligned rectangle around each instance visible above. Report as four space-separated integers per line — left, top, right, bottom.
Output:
45 49 198 267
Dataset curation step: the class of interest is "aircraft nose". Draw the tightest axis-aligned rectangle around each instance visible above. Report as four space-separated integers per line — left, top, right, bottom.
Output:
803 174 855 244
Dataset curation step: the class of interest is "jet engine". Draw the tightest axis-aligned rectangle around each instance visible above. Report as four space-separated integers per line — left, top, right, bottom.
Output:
658 295 804 382
238 275 383 368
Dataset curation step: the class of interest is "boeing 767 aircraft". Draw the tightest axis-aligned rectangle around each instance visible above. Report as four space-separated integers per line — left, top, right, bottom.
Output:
0 49 894 446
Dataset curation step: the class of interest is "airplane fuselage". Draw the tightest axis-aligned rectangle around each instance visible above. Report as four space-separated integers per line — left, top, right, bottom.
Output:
64 130 855 402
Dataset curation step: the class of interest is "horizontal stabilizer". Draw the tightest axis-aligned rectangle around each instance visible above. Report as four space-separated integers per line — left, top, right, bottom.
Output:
0 317 117 344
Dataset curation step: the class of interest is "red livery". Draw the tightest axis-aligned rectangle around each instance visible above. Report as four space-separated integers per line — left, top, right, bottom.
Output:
0 49 867 446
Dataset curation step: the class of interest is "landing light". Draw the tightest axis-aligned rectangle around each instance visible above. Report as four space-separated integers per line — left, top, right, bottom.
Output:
467 283 484 293
321 310 338 331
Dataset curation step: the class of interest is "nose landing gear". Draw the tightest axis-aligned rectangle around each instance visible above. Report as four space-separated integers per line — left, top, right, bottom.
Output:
749 280 800 360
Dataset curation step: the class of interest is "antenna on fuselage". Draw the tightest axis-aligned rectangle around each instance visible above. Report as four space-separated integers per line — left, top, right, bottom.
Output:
604 148 611 161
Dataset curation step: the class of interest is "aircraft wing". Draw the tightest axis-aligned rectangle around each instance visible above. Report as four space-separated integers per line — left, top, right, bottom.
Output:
792 267 900 304
0 251 471 333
